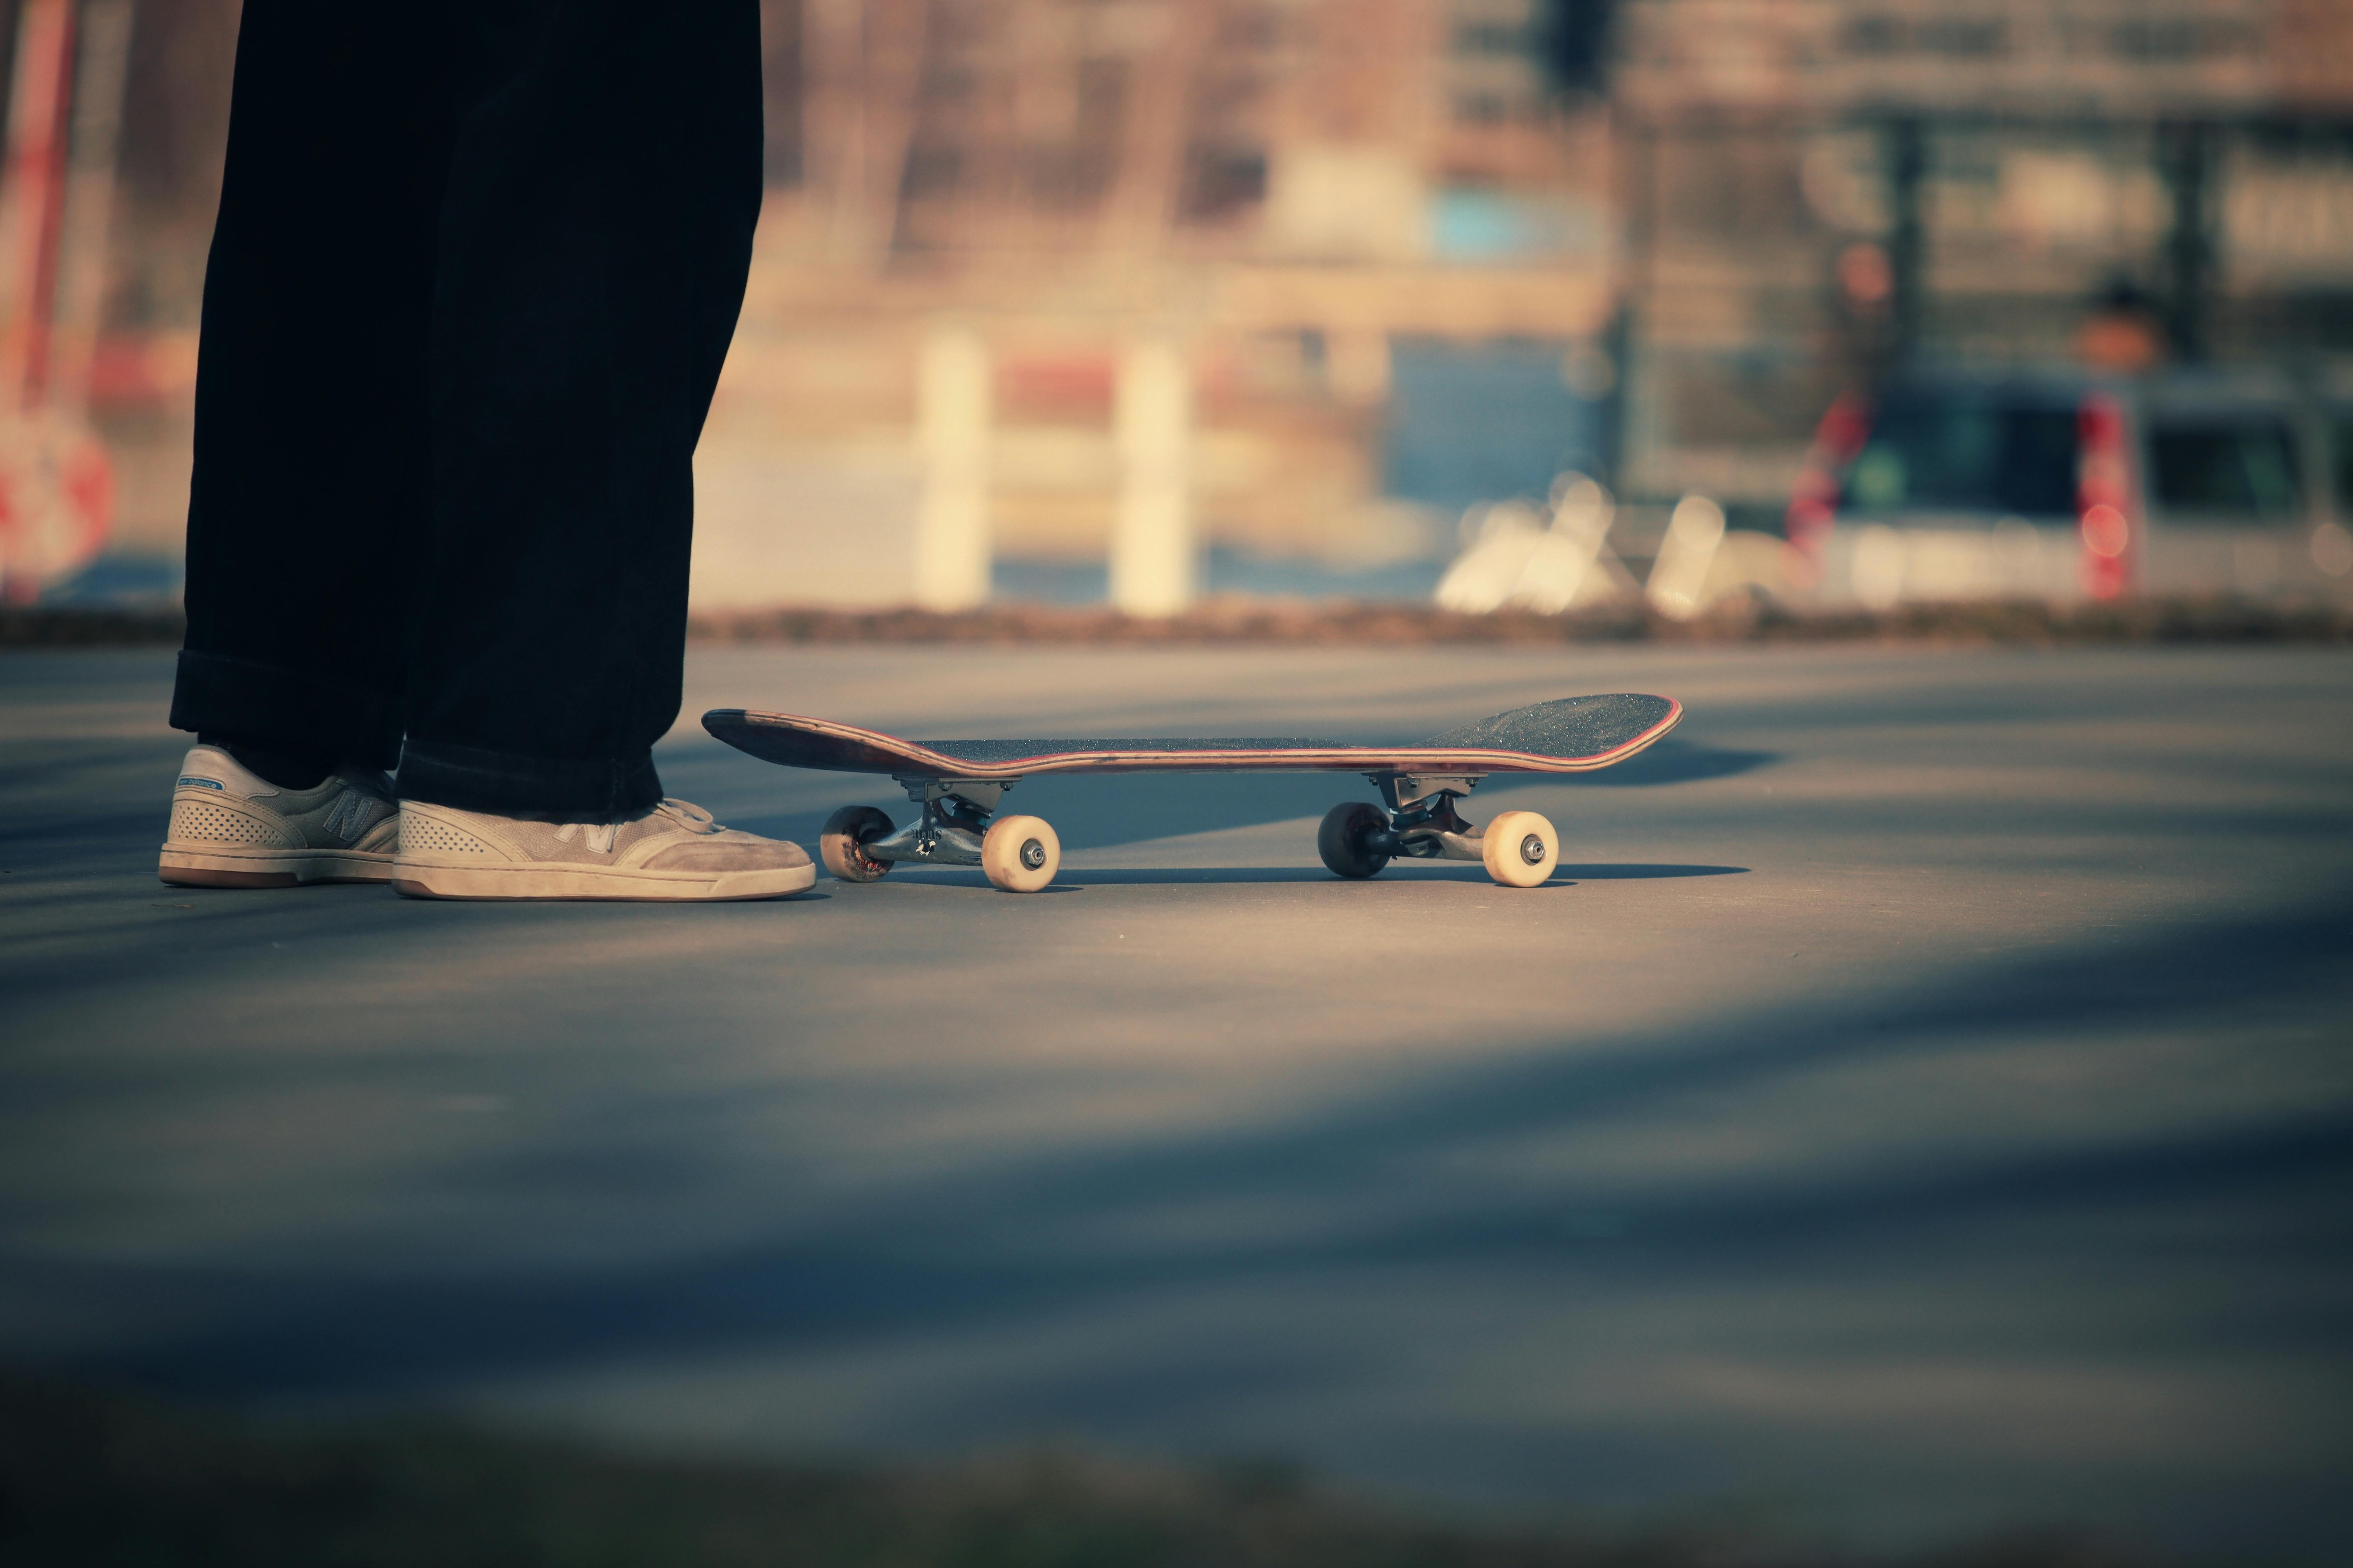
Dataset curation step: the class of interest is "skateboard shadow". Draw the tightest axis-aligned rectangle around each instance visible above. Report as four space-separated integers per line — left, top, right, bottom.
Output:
1549 738 1775 787
951 864 1750 887
1551 863 1747 878
883 866 1343 889
1065 867 1510 887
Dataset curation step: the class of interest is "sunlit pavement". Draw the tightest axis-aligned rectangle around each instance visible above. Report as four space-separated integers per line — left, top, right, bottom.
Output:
3 642 2349 1558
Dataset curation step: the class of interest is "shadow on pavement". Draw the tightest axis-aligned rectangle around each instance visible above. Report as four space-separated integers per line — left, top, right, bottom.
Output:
1551 863 1747 878
0 1364 2146 1568
1550 737 1776 787
65 895 2351 1411
1013 864 1747 886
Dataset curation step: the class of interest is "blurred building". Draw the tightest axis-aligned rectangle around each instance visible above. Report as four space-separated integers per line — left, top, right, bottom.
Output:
1613 0 2353 511
698 0 1620 607
37 0 2353 604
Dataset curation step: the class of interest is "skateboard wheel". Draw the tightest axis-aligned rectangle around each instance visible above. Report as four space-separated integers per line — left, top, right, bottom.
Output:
820 805 894 883
1317 801 1391 880
981 814 1059 893
1481 809 1556 888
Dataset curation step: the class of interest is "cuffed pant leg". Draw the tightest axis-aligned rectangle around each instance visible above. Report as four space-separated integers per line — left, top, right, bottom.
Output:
394 740 660 819
393 0 762 817
169 650 405 772
171 3 452 768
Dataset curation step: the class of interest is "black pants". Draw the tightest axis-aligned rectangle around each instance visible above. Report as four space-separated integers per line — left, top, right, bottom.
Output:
170 0 762 816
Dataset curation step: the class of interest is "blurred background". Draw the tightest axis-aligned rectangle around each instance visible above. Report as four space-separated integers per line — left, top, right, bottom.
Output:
4 0 2353 615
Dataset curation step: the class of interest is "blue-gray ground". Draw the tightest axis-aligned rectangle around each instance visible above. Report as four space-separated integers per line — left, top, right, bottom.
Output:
2 643 2347 1560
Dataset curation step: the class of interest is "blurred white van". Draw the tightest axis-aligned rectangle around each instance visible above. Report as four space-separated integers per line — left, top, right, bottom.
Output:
1784 368 2353 605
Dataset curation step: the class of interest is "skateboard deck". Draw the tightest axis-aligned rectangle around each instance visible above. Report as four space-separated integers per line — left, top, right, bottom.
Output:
702 693 1680 781
703 694 1679 892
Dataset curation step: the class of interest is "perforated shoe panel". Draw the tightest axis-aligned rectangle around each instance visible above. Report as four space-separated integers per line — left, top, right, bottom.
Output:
399 814 493 855
169 799 291 847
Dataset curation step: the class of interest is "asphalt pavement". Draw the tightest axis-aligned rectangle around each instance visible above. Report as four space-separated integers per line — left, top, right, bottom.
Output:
3 641 2349 1560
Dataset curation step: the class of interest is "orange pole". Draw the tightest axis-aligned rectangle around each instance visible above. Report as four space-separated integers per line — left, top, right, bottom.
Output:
0 0 76 414
51 0 135 421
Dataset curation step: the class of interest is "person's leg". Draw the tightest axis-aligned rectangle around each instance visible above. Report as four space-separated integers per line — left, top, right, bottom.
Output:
169 3 453 777
159 3 449 888
385 0 810 899
162 0 806 899
393 0 763 818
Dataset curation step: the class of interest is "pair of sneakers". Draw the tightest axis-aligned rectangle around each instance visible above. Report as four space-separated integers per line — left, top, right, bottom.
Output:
157 744 815 900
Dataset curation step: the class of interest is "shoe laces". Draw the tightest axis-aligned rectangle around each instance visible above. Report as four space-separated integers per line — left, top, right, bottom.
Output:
654 798 719 834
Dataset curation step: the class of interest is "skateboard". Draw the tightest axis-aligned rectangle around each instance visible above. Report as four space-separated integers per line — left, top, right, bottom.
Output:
702 693 1681 893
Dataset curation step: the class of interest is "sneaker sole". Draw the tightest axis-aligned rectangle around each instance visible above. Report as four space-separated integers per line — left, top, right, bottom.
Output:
390 858 817 902
159 844 397 888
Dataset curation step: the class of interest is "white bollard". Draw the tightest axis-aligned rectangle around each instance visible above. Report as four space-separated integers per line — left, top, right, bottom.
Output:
1110 336 1195 617
912 322 992 611
1646 494 1727 619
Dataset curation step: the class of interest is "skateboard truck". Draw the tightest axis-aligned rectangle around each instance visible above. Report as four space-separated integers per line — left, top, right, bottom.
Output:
1313 771 1557 887
856 777 1009 868
823 766 1559 893
817 777 1064 893
1367 772 1487 862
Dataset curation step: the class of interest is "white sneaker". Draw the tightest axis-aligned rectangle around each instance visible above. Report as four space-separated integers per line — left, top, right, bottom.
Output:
159 746 402 888
393 797 815 901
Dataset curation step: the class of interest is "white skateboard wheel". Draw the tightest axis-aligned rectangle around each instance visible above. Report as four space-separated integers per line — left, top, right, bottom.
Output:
820 805 894 883
1317 801 1390 879
1482 809 1556 887
981 814 1059 893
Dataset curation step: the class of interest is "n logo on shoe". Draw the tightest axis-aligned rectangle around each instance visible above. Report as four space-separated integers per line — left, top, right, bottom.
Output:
321 790 373 843
553 821 619 854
